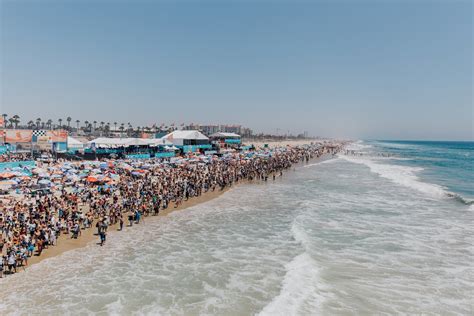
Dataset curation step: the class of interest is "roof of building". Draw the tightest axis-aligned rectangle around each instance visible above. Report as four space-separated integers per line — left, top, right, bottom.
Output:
210 132 241 138
67 136 84 148
164 130 209 140
87 137 165 148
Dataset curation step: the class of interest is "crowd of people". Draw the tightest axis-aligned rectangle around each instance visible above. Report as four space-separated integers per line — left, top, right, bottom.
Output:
0 143 342 277
0 152 33 163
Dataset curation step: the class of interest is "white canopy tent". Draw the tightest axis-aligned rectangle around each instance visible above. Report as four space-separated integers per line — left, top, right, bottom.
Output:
67 136 85 149
140 138 173 147
209 132 241 138
87 137 174 148
163 130 209 146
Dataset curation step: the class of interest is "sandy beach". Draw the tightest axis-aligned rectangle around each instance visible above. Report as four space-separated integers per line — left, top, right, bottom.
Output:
245 139 326 149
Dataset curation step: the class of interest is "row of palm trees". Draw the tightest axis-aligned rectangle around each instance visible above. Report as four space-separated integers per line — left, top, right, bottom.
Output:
1 114 178 136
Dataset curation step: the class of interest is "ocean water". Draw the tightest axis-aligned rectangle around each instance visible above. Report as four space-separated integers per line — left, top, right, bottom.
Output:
0 141 473 315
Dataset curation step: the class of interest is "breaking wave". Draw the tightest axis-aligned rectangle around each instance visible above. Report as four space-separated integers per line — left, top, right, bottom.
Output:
259 221 328 315
339 155 472 206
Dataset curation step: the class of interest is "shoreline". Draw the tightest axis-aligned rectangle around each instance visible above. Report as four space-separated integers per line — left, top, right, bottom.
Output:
5 146 334 275
22 184 233 270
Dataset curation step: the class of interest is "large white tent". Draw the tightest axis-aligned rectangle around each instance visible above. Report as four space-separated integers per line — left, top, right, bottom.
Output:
67 136 85 149
87 137 170 148
209 132 241 138
163 130 209 146
140 138 173 147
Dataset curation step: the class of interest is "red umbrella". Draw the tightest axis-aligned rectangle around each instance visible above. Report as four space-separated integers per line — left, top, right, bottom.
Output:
87 176 98 183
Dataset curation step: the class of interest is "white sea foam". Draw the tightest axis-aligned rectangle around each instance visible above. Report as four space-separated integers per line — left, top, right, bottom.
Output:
258 253 325 316
339 155 449 199
259 221 327 315
345 140 373 151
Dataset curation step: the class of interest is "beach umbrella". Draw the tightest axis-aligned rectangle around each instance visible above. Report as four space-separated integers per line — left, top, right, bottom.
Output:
0 172 16 179
38 179 51 185
110 174 120 180
102 176 112 182
0 181 14 188
87 176 99 183
32 168 46 174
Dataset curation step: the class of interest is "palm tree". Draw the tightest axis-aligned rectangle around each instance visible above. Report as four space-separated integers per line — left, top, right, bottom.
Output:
8 118 14 128
93 121 97 131
2 114 7 128
67 117 72 130
47 119 53 130
100 121 105 136
113 122 118 132
119 123 125 137
76 120 80 130
84 120 89 131
27 120 34 129
57 119 61 130
12 115 20 129
36 118 41 129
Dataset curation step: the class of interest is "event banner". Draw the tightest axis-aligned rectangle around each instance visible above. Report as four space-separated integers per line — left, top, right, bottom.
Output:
48 130 68 142
4 130 33 143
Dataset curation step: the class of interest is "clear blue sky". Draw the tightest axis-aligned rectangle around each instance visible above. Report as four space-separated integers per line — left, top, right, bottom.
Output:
1 0 472 140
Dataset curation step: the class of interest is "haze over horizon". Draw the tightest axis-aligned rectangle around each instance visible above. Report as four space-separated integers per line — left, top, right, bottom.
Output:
1 0 472 141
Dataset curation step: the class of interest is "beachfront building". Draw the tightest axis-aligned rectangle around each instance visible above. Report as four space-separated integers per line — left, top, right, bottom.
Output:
220 124 242 135
199 125 220 136
163 130 210 153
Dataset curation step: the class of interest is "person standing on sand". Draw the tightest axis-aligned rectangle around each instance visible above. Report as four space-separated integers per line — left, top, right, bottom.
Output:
119 215 124 231
135 209 141 224
0 255 4 278
99 221 107 246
